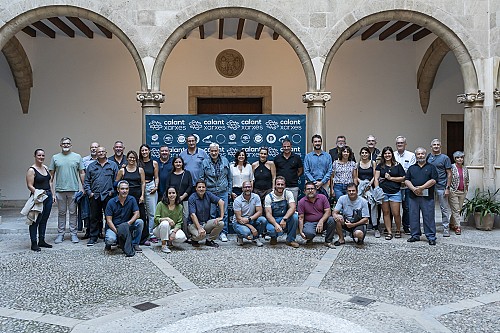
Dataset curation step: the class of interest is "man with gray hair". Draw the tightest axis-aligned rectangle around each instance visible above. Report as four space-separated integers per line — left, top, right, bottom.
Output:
394 135 416 234
200 142 232 242
427 139 452 237
405 147 438 245
366 135 380 162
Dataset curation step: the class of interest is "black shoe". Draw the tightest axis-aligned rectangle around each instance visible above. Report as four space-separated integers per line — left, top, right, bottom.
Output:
98 233 104 239
82 233 90 240
87 239 96 247
31 241 41 252
105 244 112 251
191 241 200 247
403 226 411 235
407 237 420 242
38 240 53 248
205 240 219 248
428 240 436 245
133 245 142 252
333 240 345 246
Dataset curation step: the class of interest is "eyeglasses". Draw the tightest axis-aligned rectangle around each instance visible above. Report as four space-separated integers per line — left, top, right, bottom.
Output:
243 186 252 188
305 188 316 191
61 142 71 146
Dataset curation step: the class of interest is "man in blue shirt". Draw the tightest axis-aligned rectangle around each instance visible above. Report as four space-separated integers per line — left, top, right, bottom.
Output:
180 134 208 185
187 180 224 248
104 180 144 256
155 145 172 199
304 134 332 199
84 146 118 246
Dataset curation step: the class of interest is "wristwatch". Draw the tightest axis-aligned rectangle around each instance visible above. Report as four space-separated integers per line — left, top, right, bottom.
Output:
282 217 288 222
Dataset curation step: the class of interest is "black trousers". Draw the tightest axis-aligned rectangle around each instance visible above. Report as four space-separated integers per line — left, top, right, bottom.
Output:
89 196 111 240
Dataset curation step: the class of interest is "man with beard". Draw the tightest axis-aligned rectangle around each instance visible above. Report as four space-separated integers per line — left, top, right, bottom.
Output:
264 176 299 248
84 146 118 246
332 183 369 246
394 136 416 234
109 141 127 169
232 181 266 247
180 134 209 185
155 145 172 199
304 134 332 199
329 135 356 162
274 138 303 203
405 147 439 245
49 137 85 244
366 135 380 162
298 181 336 248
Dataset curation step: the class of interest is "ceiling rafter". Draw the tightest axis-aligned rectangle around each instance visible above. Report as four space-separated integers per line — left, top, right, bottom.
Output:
94 22 112 39
48 17 75 37
413 28 432 41
273 31 279 40
32 21 55 38
361 21 389 40
22 26 36 37
67 17 93 38
379 21 409 40
237 18 245 40
218 19 224 39
199 25 205 39
396 24 421 41
255 23 264 40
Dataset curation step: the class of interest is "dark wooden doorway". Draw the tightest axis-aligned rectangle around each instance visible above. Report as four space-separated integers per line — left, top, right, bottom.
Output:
197 98 263 114
446 121 464 161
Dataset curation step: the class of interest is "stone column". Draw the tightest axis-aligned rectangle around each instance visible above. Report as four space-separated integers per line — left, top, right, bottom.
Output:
457 90 484 190
302 92 331 151
494 89 500 190
137 90 165 142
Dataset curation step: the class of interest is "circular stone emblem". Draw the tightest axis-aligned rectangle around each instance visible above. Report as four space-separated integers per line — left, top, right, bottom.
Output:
216 49 244 78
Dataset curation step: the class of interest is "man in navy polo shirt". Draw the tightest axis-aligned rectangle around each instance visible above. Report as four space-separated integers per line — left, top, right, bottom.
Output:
187 180 224 248
104 180 144 256
405 147 439 245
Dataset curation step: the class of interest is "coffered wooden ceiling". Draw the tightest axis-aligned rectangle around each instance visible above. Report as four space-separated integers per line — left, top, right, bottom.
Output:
350 20 433 41
21 17 111 39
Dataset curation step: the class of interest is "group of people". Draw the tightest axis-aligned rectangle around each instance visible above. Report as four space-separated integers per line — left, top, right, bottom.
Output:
24 132 469 255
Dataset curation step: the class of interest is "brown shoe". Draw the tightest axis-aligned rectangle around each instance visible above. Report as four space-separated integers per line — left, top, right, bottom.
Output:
270 237 277 245
286 241 299 248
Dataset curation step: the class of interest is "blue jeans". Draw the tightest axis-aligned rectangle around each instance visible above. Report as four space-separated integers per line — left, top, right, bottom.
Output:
266 213 299 243
409 196 436 241
29 191 53 242
435 188 451 230
210 190 229 235
105 219 144 246
232 216 267 239
333 183 347 200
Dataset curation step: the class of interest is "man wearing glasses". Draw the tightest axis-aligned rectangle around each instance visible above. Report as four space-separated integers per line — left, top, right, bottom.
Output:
274 138 303 203
298 182 336 248
394 136 416 234
366 135 380 162
232 181 266 247
49 137 85 244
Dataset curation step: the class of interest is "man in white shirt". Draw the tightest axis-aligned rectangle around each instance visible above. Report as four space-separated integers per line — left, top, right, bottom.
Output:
394 136 416 234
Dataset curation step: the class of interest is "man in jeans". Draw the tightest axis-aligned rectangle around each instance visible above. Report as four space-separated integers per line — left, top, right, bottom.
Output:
49 137 85 244
104 180 144 256
427 139 452 237
264 176 299 248
232 181 266 247
394 136 416 234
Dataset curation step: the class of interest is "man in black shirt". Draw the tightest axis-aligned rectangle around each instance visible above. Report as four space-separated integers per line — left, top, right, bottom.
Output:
274 139 303 203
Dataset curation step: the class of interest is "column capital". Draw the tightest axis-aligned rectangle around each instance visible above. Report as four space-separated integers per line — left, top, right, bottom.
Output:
457 90 484 107
494 88 500 105
137 90 165 105
302 92 331 107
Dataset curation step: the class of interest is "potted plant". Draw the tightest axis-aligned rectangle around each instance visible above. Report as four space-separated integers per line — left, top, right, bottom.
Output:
460 188 500 230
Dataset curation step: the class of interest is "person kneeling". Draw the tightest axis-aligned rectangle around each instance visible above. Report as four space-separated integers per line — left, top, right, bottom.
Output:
332 183 369 246
187 180 224 248
232 181 266 247
104 180 144 257
154 187 187 253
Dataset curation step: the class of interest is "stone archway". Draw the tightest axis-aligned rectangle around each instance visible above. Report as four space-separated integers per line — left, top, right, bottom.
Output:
151 7 316 92
319 10 478 93
0 5 148 91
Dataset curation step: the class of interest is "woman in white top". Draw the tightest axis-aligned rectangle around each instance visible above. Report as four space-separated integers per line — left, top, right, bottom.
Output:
231 150 254 200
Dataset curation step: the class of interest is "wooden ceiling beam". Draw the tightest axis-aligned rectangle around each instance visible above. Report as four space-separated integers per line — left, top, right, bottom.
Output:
237 18 245 40
413 28 432 41
379 21 409 40
273 31 279 40
48 17 75 37
199 25 204 39
218 19 224 39
361 21 389 40
255 23 264 40
67 17 93 38
32 21 56 38
94 22 112 39
22 26 36 37
396 24 421 41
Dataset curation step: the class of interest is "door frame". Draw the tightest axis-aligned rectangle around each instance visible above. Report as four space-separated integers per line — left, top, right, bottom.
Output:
441 113 464 155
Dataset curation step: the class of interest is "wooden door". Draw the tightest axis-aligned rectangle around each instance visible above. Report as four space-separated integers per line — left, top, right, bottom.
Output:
197 98 262 114
447 121 464 161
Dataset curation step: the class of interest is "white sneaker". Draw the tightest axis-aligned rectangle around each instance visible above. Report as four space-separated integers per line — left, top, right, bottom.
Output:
253 238 264 247
374 230 381 238
161 245 171 253
54 234 64 244
219 233 228 242
264 235 271 241
71 234 79 243
236 236 244 246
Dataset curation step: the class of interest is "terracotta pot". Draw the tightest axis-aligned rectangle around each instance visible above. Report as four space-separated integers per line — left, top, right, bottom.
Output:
474 212 495 231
